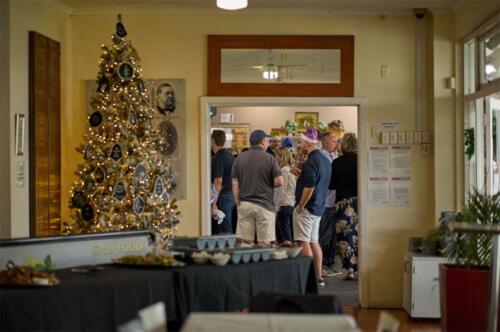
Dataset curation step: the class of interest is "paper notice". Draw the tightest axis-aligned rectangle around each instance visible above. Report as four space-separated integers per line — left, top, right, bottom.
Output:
368 177 390 207
369 146 390 177
390 146 411 177
391 177 411 206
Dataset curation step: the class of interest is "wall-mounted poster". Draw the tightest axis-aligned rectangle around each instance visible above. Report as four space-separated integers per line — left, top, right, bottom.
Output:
86 79 186 199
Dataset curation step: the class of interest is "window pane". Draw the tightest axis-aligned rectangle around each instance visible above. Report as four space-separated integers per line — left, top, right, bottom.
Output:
465 100 477 193
464 40 477 94
489 92 500 195
482 27 500 83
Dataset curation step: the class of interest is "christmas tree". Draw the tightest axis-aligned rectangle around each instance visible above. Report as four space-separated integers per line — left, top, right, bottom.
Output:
66 16 180 239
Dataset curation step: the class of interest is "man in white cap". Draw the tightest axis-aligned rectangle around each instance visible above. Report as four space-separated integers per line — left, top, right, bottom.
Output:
266 134 281 157
293 128 332 286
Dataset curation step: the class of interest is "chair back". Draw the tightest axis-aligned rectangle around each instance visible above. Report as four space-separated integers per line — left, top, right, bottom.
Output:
376 311 400 332
249 292 342 314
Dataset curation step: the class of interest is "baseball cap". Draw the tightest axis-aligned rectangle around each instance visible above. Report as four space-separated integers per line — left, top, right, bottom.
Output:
281 137 293 149
250 130 268 145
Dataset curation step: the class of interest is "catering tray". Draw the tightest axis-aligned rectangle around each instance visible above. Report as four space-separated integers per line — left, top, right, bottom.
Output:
173 235 236 250
175 247 275 265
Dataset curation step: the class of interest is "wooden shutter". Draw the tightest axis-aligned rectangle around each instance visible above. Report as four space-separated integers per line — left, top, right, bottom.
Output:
29 31 61 237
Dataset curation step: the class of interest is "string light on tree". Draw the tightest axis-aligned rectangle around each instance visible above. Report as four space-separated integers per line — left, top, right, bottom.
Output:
66 15 181 241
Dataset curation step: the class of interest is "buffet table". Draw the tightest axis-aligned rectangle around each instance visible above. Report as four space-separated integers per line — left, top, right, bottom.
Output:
0 256 316 331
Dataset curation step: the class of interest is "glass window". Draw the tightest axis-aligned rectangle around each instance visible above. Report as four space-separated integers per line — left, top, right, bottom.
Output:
488 92 500 195
481 26 500 83
464 19 500 198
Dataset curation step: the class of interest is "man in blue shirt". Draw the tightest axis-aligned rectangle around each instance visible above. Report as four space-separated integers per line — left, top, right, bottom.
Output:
319 132 342 277
294 128 332 286
211 130 235 234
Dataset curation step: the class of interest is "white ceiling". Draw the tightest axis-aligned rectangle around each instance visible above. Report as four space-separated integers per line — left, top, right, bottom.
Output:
56 0 492 16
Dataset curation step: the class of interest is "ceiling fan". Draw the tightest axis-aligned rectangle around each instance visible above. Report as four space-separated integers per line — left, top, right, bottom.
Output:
250 49 306 82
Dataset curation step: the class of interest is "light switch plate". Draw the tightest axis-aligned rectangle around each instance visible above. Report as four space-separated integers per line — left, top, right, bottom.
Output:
406 132 414 144
398 132 406 144
422 131 430 144
381 132 390 145
390 132 398 145
414 132 422 144
422 143 430 156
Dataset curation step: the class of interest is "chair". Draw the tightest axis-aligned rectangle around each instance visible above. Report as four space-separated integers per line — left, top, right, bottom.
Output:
117 318 144 332
117 302 167 332
249 292 342 314
138 302 167 332
375 311 400 332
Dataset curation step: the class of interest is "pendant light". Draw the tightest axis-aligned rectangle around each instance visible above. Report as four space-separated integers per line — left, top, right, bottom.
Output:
217 0 248 10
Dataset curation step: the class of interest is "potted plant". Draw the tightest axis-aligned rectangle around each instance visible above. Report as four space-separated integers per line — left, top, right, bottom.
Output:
439 189 500 331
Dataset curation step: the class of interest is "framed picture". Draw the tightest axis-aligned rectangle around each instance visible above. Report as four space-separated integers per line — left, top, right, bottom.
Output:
85 79 187 200
208 35 354 97
295 112 319 133
15 113 25 156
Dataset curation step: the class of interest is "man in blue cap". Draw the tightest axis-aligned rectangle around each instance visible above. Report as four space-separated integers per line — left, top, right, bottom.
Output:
232 130 284 245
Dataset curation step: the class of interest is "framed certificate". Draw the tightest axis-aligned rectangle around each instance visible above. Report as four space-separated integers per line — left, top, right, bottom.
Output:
15 113 26 156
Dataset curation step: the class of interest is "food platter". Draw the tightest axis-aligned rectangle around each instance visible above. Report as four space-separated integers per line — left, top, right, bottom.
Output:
0 263 60 287
113 252 185 268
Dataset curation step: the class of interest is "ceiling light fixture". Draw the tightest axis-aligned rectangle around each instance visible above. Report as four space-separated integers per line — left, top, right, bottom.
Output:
263 65 278 80
485 64 497 75
217 0 248 10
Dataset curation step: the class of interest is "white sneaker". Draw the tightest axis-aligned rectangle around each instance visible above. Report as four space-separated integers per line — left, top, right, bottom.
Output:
322 266 342 277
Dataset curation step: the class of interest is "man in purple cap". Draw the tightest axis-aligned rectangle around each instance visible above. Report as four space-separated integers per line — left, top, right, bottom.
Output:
294 128 332 286
232 130 283 245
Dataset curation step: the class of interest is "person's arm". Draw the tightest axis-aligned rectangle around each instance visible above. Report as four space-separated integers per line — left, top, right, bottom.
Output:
329 160 337 190
271 158 283 187
297 158 318 213
274 175 284 187
232 179 240 207
297 187 314 214
211 177 223 213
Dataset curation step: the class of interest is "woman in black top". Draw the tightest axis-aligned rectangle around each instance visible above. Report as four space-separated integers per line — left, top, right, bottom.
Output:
329 133 358 280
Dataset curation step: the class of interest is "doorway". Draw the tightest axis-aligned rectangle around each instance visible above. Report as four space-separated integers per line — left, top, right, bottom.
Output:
200 96 368 307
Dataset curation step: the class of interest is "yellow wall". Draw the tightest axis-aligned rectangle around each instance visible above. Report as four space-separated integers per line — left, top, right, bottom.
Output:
455 2 500 39
0 0 11 238
69 13 421 306
433 14 456 222
4 1 499 308
7 0 71 237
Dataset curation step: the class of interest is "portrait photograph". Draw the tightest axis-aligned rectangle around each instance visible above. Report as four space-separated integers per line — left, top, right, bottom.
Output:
85 78 187 200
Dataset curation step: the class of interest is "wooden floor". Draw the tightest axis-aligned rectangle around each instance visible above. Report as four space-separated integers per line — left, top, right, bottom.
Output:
342 306 441 331
319 270 441 331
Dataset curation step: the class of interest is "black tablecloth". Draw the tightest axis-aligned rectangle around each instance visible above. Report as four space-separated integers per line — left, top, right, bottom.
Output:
0 256 316 331
176 257 317 317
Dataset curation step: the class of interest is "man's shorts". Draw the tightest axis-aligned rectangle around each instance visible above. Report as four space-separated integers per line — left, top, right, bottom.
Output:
236 201 276 244
293 207 321 243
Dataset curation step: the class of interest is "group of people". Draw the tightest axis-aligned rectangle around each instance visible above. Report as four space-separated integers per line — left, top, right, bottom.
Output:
210 127 358 285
